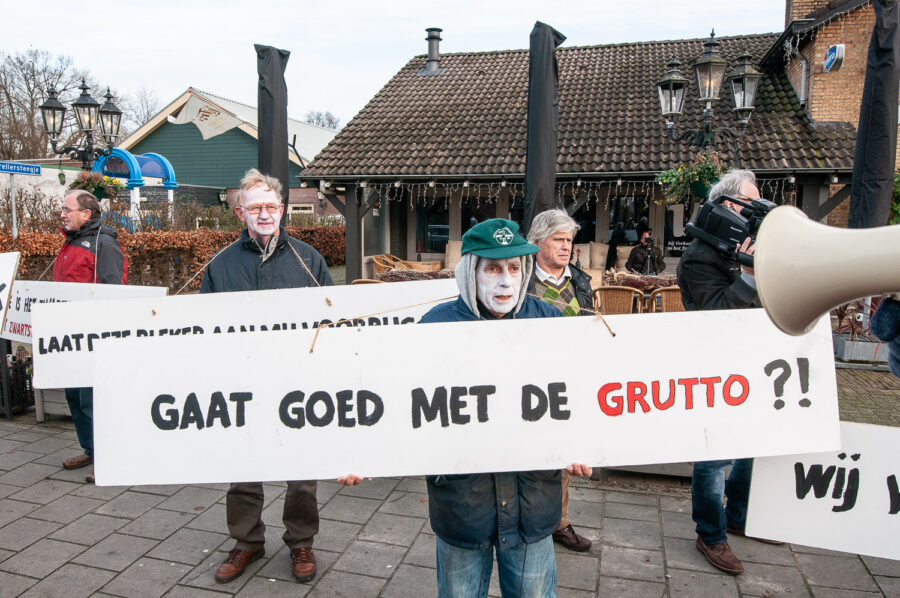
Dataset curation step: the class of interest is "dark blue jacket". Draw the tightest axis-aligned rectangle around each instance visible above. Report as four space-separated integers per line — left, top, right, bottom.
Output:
199 228 332 293
419 295 563 550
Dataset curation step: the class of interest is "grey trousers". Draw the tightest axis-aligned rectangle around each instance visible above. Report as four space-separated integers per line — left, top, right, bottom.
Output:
226 481 318 551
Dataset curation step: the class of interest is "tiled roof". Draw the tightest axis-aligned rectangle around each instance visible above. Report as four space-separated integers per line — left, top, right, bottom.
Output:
304 33 856 179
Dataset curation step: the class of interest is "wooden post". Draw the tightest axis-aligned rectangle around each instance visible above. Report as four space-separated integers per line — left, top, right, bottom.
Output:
344 184 362 282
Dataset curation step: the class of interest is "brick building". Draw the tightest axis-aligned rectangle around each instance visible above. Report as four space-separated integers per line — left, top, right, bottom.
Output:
765 0 898 224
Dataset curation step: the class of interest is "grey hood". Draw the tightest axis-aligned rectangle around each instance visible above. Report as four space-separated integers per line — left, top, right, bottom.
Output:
454 253 534 318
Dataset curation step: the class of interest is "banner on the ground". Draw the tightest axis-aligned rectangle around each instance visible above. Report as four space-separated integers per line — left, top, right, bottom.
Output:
747 421 900 561
0 252 20 336
3 281 167 345
32 278 459 388
92 308 840 486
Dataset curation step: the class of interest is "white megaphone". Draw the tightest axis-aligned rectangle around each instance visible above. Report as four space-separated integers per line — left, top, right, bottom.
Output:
754 206 900 335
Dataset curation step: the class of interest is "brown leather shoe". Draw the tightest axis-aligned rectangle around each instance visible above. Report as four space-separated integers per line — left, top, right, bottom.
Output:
552 524 591 552
290 547 317 582
727 525 784 545
696 537 744 575
85 474 95 484
63 454 92 470
214 548 264 583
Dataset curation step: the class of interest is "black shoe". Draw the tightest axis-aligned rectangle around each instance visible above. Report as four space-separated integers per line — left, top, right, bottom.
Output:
552 524 591 552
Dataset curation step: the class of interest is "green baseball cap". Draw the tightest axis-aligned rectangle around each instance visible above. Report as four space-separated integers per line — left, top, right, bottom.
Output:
461 218 539 259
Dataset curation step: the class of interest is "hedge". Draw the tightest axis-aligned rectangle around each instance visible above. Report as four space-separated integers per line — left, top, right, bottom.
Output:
0 226 345 293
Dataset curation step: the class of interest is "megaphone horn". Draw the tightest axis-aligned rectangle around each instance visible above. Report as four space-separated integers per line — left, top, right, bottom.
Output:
755 206 900 335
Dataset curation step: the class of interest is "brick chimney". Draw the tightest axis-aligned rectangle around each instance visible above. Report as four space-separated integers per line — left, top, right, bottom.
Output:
785 0 841 27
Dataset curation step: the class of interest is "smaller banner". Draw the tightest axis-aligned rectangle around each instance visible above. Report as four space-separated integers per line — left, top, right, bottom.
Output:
32 278 459 388
3 281 167 344
0 252 20 333
747 421 900 561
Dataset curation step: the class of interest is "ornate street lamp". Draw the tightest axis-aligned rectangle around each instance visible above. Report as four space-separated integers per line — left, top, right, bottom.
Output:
39 80 122 170
656 30 760 150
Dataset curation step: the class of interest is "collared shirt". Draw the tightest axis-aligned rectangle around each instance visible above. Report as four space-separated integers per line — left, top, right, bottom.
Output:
534 264 571 286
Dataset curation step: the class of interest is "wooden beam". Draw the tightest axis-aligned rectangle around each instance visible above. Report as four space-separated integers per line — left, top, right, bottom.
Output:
323 192 345 216
344 185 363 282
813 185 851 220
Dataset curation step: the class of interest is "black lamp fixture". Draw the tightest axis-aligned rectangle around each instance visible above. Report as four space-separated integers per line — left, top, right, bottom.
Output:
40 79 122 170
656 30 761 150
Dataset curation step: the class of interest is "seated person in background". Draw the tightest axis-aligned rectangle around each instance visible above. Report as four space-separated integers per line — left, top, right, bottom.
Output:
625 229 666 275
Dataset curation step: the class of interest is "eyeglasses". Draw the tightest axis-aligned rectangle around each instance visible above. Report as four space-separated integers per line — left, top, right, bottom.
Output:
61 207 89 215
241 204 282 215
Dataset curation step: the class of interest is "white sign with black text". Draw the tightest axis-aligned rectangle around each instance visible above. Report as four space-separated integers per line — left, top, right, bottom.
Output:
0 252 20 335
4 281 168 345
747 421 900 561
32 278 459 388
91 308 840 486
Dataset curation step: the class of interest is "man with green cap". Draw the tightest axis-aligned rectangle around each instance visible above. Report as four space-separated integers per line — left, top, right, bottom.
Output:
419 218 592 597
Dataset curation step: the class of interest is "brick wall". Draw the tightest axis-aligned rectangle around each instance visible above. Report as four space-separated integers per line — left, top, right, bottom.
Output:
786 0 830 26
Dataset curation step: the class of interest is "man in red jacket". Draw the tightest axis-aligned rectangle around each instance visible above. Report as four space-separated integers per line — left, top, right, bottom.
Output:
53 189 125 481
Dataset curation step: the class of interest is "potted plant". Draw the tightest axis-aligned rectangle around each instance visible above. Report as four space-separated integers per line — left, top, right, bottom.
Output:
655 151 727 205
68 171 125 200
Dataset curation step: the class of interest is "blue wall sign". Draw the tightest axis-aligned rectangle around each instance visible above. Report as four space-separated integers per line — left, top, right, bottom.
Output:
0 161 41 176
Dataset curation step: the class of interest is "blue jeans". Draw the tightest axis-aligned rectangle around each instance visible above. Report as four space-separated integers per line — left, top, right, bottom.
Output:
64 387 93 457
692 458 752 545
435 535 556 598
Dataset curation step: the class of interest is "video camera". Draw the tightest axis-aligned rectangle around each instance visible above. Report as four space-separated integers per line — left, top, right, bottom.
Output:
684 195 776 266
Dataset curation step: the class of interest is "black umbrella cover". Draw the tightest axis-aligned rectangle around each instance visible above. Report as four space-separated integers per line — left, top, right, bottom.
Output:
255 44 291 224
523 21 566 235
848 0 900 229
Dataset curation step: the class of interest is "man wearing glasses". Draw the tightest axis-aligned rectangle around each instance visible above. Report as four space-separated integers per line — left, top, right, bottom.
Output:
200 168 332 584
54 189 126 483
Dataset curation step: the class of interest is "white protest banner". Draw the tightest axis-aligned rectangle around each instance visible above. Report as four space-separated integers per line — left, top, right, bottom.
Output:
3 281 168 344
747 421 900 560
92 308 840 486
0 252 20 334
32 278 459 388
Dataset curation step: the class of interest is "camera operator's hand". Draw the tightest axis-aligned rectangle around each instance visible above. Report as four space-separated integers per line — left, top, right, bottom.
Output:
737 237 755 276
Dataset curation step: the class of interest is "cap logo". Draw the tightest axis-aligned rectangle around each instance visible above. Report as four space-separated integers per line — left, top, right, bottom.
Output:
492 227 514 246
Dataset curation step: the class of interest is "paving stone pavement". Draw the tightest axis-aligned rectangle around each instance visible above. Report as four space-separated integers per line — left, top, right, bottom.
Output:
0 369 897 597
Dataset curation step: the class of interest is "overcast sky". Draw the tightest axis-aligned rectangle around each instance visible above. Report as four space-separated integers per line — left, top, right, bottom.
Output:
4 0 787 127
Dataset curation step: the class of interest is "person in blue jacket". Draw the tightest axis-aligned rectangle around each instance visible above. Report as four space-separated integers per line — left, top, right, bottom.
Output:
420 218 592 598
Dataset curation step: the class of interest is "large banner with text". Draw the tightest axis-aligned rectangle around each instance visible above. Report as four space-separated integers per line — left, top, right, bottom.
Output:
32 278 459 388
5 281 168 345
747 421 899 561
92 308 840 486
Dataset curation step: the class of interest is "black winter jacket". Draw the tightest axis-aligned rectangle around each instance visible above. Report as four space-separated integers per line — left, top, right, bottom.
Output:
199 228 332 293
676 239 759 311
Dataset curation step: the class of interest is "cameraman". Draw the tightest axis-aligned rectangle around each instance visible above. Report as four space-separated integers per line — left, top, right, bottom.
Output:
625 229 666 274
676 169 775 576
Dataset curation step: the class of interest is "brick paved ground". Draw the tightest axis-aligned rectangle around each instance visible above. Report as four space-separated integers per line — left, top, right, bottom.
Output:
0 367 897 597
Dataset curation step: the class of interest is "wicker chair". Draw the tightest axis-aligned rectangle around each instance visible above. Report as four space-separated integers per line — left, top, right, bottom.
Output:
373 254 403 272
649 286 685 312
593 286 645 314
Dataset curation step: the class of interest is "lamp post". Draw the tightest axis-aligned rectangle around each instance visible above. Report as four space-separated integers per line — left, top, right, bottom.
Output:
656 30 761 152
39 80 122 170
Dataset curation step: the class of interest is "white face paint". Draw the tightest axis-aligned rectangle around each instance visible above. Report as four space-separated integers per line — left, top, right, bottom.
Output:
475 257 523 316
236 184 283 241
